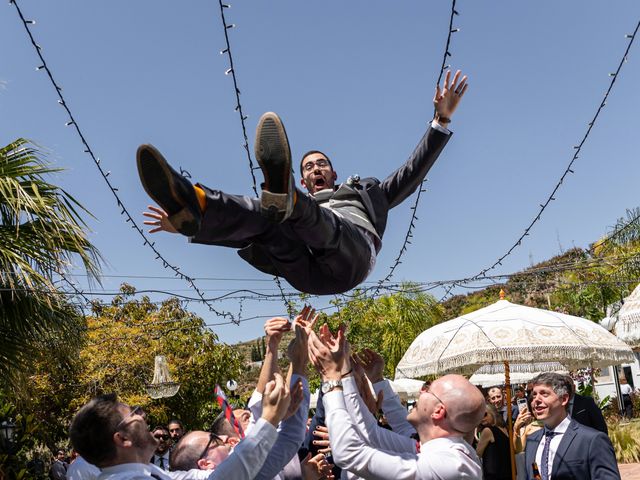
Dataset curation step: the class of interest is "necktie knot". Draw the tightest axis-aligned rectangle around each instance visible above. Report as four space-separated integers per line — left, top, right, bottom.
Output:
544 429 556 438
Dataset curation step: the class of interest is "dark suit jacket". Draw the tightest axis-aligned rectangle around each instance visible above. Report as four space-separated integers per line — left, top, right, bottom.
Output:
572 393 608 434
524 419 620 480
48 460 68 480
348 125 451 239
234 124 451 291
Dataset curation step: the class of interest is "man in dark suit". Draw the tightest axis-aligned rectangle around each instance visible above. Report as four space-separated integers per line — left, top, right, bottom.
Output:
137 71 467 294
571 392 608 434
48 449 68 480
524 373 619 480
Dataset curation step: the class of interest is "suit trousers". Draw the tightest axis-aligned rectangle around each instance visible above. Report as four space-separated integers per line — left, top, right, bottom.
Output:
191 184 373 294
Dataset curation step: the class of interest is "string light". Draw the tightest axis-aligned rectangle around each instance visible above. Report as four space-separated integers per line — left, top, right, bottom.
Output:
216 0 294 318
372 0 460 298
10 0 236 322
440 18 640 301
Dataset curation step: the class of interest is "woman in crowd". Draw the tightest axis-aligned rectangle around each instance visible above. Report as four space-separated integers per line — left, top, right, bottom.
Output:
476 404 512 480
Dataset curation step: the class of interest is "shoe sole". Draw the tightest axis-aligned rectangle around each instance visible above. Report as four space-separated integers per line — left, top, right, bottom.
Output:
136 144 200 236
255 112 292 222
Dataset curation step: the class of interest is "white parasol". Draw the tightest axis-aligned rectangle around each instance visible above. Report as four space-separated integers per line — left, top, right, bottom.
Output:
615 283 640 348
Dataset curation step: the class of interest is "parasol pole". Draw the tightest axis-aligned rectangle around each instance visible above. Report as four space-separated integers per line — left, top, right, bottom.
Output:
504 360 516 480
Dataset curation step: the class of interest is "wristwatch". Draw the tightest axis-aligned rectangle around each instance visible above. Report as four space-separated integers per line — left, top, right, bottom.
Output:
321 379 343 394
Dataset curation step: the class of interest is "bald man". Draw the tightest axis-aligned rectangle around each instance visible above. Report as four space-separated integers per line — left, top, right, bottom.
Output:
309 326 485 479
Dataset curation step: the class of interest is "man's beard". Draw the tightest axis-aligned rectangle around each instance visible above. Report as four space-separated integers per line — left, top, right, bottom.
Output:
131 427 158 452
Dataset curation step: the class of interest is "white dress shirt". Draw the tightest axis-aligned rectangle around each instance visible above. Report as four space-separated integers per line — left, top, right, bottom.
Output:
535 415 572 479
67 456 100 480
98 417 278 480
325 387 482 480
372 378 417 438
247 374 310 480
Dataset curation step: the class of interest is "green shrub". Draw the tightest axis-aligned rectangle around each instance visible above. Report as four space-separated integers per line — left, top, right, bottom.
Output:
608 421 640 464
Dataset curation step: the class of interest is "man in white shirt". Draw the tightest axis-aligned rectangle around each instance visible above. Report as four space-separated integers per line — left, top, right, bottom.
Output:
68 374 291 480
308 324 485 480
66 455 100 480
170 311 313 480
523 372 620 480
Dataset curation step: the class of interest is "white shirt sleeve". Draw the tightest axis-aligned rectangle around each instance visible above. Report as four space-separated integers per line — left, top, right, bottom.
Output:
246 389 263 435
325 389 419 480
206 417 278 480
341 376 416 454
430 120 451 135
372 379 416 437
254 375 310 480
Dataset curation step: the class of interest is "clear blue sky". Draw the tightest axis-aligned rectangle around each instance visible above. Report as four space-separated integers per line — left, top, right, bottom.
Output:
2 1 639 344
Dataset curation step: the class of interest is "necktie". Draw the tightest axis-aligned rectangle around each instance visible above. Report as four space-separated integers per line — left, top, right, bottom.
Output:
158 456 165 470
540 430 557 480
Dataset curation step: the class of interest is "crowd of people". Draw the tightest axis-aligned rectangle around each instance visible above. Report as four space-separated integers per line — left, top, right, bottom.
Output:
59 307 624 480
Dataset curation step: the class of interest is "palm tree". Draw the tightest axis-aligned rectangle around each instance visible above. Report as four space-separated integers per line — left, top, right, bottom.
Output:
0 138 101 385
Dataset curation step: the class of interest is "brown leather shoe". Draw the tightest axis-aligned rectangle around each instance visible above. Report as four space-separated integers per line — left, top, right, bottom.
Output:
255 112 294 223
136 144 201 236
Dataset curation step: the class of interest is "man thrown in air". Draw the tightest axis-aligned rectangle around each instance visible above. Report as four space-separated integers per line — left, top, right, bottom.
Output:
138 70 467 294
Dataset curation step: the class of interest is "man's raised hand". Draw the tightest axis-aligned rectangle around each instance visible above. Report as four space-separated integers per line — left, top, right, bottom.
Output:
308 323 348 381
143 205 178 234
261 372 291 427
433 69 468 121
356 348 385 384
264 316 291 349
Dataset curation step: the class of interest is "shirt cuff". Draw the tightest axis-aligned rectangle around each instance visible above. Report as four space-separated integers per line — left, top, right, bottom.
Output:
372 378 395 396
342 375 359 395
323 389 346 411
430 120 451 135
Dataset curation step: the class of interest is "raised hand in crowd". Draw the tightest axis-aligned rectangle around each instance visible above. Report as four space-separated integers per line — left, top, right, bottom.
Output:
309 323 349 381
293 304 319 334
310 424 332 455
261 372 292 427
356 348 385 384
256 316 291 393
351 353 384 416
287 305 318 377
301 451 335 480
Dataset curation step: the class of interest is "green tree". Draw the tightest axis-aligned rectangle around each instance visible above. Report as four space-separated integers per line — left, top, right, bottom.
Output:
0 138 101 388
327 285 444 378
78 285 243 429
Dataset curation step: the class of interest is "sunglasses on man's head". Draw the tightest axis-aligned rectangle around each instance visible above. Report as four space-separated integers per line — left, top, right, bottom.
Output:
154 434 170 441
116 405 146 431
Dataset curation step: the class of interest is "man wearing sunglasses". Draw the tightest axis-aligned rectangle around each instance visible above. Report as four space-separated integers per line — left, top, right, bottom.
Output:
69 374 291 480
171 314 312 480
138 70 467 295
151 426 172 471
309 324 486 479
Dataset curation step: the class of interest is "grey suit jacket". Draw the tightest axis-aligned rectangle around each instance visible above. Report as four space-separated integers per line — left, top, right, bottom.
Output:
348 125 451 239
524 418 619 480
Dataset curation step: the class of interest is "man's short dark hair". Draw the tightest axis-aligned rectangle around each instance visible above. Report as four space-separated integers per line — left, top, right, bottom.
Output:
169 432 201 471
300 150 333 175
152 425 170 435
69 394 122 468
168 418 183 428
530 372 573 399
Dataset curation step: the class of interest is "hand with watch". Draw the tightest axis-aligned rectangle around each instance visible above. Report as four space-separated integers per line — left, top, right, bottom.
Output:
432 69 468 129
308 323 352 394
